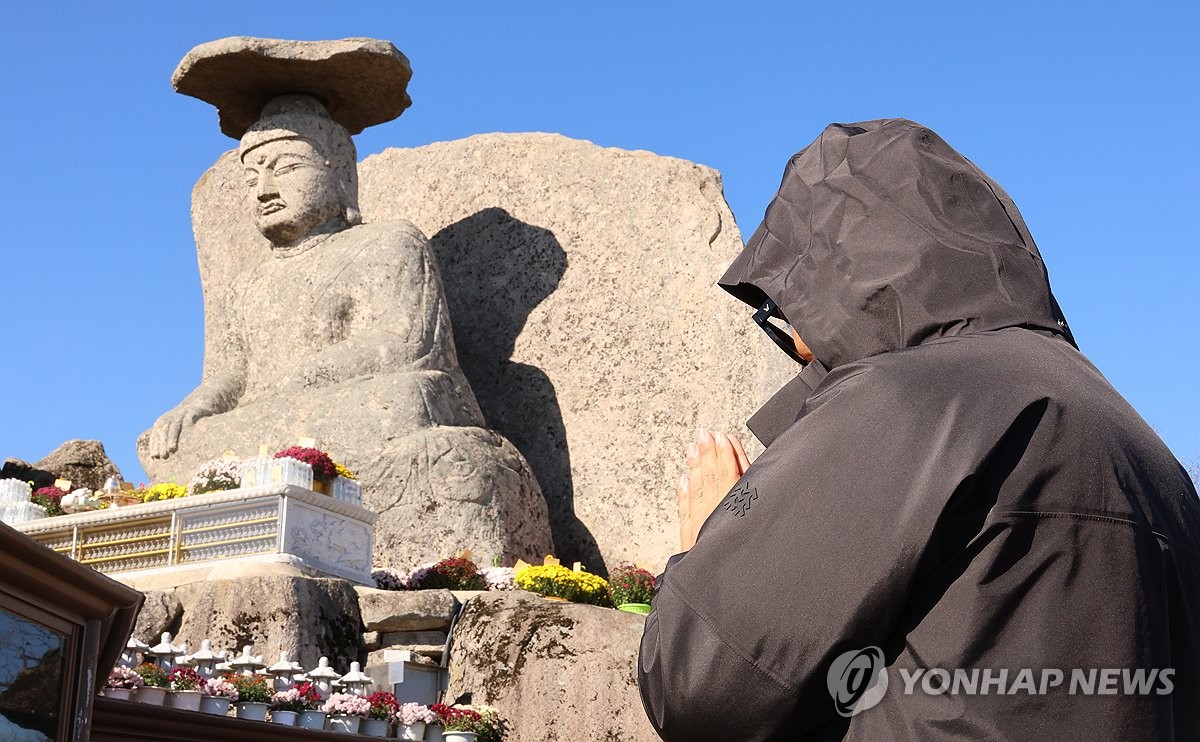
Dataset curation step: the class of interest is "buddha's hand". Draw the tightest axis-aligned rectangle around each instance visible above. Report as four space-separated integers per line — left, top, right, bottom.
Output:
148 405 203 459
677 429 751 552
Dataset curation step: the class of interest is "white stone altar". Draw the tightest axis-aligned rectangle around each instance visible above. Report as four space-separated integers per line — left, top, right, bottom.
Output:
13 484 376 585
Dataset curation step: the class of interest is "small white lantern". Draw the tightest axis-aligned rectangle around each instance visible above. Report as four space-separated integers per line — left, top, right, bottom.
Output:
230 645 266 676
266 652 298 692
307 656 341 699
121 636 149 668
147 632 186 672
339 661 372 697
190 639 224 679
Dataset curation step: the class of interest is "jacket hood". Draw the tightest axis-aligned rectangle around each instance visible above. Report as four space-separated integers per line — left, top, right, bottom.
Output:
720 118 1075 370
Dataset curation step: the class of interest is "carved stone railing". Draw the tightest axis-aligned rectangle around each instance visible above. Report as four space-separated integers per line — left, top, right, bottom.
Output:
13 484 376 585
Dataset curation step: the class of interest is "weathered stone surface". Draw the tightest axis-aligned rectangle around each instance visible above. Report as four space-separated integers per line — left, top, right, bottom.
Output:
138 80 554 569
355 587 457 632
378 630 446 658
446 591 658 742
34 439 121 491
362 631 381 652
172 37 412 139
132 590 184 642
358 133 794 569
170 575 364 670
0 459 55 490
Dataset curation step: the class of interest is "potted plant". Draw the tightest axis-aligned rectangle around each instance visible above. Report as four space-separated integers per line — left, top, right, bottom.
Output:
274 446 337 494
167 666 204 711
288 682 327 730
434 704 483 742
132 662 168 705
419 556 487 591
608 563 657 614
322 692 371 734
189 458 242 495
140 482 188 503
358 691 397 737
102 665 143 701
515 563 612 606
31 486 66 517
268 685 306 726
200 675 238 716
395 701 437 740
230 673 272 720
469 705 506 742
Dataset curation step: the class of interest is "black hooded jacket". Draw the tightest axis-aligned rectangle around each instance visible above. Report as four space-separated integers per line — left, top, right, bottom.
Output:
638 119 1200 740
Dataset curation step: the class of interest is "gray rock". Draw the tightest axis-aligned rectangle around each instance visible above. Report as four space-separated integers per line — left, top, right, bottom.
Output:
0 459 54 490
34 440 122 492
172 37 412 139
172 575 364 670
362 631 381 652
358 133 794 569
445 591 659 742
132 590 184 642
355 587 458 632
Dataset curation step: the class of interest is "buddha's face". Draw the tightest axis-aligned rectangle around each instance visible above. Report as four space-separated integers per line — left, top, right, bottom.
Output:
241 137 343 246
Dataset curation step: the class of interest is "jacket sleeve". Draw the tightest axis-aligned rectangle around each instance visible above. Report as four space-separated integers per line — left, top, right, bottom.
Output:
638 362 1018 740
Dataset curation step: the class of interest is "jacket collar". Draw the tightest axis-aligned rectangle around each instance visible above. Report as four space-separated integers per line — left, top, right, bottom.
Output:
746 359 829 448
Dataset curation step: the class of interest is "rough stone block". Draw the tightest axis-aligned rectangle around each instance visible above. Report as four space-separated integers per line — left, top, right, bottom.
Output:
355 587 458 632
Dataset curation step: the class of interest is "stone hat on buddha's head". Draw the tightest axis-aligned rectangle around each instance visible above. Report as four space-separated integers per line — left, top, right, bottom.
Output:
238 93 362 227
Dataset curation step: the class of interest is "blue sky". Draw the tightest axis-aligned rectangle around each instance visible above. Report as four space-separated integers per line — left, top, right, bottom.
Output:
1 2 1196 483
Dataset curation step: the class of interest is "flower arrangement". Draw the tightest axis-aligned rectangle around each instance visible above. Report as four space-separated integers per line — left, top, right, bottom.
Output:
481 566 517 591
202 676 238 700
141 482 188 503
32 486 66 517
228 673 272 704
371 566 409 591
274 447 337 482
189 458 242 495
168 666 202 691
395 701 436 726
418 557 487 591
608 563 657 606
515 564 611 606
334 460 357 481
468 705 506 742
365 691 399 721
322 692 372 718
105 665 144 690
432 704 483 733
270 681 322 712
133 663 168 688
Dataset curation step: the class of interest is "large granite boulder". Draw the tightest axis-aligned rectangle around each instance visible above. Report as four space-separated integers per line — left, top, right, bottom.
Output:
140 574 365 670
33 439 121 491
446 591 658 742
359 133 794 569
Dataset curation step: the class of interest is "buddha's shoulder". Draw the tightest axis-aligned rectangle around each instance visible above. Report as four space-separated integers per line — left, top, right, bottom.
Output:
341 219 431 247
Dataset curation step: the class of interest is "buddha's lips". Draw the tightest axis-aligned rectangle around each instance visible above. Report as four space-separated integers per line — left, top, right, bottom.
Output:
260 201 286 215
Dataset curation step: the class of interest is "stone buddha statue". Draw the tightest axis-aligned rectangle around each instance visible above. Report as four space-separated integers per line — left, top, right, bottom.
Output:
138 86 552 565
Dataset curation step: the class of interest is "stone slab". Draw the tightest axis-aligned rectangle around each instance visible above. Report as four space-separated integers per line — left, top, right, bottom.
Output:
172 36 412 138
355 587 458 632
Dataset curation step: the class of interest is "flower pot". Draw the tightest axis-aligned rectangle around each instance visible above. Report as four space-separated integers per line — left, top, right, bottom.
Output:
328 714 361 733
297 710 328 730
134 686 167 706
444 732 476 742
236 701 270 721
425 725 445 742
360 717 389 737
199 695 232 716
168 689 203 711
617 602 653 615
102 688 133 701
270 709 298 725
397 721 427 740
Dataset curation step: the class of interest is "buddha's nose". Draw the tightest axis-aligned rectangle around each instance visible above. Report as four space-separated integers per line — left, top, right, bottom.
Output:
256 172 279 200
